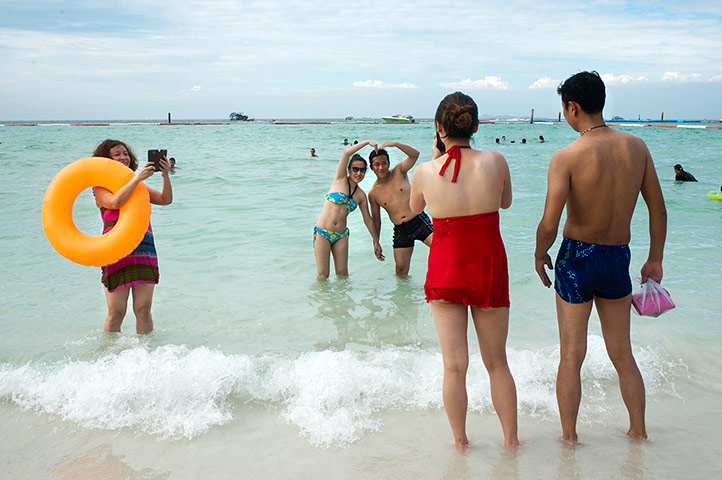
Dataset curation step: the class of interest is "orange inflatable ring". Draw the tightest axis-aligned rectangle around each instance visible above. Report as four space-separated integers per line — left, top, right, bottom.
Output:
42 157 151 267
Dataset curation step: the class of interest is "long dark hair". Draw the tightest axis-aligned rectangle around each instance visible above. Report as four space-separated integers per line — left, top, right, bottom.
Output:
93 139 139 171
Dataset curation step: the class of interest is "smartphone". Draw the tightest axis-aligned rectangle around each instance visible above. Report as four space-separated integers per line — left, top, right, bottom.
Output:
147 149 167 171
435 133 446 154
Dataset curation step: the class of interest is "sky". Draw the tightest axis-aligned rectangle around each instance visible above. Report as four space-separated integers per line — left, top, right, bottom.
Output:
1 0 722 120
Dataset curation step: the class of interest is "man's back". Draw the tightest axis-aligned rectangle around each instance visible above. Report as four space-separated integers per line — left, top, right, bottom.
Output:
554 128 650 245
535 70 667 446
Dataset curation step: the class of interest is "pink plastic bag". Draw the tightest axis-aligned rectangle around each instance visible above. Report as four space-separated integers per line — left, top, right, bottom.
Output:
631 278 676 317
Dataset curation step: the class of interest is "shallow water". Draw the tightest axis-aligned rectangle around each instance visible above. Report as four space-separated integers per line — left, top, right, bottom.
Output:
1 120 721 479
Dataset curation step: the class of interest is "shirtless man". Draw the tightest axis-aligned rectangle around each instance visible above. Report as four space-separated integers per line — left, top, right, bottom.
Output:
368 142 433 276
534 71 667 446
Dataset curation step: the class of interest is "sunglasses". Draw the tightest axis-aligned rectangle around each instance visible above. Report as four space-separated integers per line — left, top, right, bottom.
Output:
351 166 367 173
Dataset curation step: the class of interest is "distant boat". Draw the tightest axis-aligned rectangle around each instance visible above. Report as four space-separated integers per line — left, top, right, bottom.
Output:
345 116 354 121
610 116 625 121
382 114 415 124
229 112 249 121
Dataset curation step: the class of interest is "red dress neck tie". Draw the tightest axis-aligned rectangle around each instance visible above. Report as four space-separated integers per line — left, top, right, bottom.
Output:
438 145 469 183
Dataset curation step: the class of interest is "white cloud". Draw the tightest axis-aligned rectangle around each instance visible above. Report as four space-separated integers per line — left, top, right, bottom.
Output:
601 74 648 86
528 77 559 89
179 85 204 95
439 77 509 90
661 71 703 83
352 80 417 89
709 75 722 82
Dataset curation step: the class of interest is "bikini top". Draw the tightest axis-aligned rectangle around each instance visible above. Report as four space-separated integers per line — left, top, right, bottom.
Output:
438 145 470 183
326 179 359 213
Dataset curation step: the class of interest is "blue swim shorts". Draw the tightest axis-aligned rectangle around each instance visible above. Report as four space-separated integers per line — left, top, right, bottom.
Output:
554 238 632 304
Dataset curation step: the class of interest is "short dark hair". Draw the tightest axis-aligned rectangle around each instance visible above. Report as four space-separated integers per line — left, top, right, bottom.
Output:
674 164 683 170
435 91 479 140
368 148 389 163
93 139 139 171
557 71 605 114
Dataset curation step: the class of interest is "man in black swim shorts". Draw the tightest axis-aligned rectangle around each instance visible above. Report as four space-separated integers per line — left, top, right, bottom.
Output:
368 142 433 275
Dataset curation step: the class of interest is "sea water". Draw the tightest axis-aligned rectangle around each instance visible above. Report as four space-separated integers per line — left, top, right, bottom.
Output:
0 120 720 479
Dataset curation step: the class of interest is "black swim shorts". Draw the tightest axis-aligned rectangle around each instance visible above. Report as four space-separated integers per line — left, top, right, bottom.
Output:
393 212 433 249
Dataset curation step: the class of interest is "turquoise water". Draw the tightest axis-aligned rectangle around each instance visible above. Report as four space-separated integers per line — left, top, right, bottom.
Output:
0 121 721 479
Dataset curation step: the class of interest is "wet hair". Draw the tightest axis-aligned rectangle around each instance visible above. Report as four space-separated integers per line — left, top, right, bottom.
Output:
93 139 139 171
495 138 500 143
557 71 605 114
348 153 367 168
368 148 389 164
674 164 683 171
435 92 479 140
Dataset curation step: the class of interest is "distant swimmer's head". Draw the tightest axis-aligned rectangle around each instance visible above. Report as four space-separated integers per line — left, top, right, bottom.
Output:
369 149 390 177
435 91 479 140
94 139 138 171
348 154 368 181
674 164 683 173
557 71 605 114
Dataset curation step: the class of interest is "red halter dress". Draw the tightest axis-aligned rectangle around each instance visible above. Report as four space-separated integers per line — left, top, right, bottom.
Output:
424 146 510 308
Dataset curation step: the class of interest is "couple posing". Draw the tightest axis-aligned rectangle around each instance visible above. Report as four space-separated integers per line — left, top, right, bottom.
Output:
315 71 667 452
313 140 432 279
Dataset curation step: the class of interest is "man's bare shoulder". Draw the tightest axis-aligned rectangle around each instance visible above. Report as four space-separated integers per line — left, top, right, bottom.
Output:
550 143 576 168
390 163 410 179
368 181 380 198
611 128 650 152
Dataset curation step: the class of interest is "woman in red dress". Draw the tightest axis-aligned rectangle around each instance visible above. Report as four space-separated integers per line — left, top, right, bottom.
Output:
410 92 518 451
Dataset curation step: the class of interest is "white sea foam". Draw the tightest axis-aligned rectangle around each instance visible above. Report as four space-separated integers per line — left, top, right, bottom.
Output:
0 335 681 447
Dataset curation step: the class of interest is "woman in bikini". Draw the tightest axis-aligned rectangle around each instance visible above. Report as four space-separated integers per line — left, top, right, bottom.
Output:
410 92 518 451
314 140 384 279
93 139 173 334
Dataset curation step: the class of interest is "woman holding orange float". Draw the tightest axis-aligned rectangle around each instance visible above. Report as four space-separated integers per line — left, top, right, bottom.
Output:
92 139 173 334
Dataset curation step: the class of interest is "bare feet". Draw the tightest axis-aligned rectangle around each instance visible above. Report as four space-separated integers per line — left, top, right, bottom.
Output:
450 436 469 453
626 427 648 442
505 438 520 451
558 433 579 449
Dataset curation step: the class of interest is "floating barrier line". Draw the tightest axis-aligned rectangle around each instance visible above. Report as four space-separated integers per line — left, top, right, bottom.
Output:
530 122 721 129
274 121 332 125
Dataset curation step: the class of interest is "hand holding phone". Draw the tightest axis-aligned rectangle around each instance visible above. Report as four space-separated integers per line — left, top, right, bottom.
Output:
435 133 446 155
148 149 167 172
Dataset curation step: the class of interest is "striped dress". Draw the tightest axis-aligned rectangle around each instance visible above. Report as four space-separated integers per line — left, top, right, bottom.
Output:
100 207 159 292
